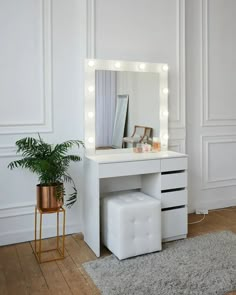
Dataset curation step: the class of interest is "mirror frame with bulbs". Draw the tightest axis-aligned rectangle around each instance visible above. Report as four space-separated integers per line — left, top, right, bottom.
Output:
84 59 169 155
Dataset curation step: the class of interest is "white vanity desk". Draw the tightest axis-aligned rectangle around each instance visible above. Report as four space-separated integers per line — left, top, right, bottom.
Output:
84 150 188 257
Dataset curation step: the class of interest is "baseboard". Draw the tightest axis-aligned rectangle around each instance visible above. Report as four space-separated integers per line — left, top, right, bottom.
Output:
0 223 81 246
0 202 82 246
188 198 236 213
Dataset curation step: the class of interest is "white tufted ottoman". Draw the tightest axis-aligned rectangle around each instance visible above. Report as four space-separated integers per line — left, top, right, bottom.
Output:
101 191 162 260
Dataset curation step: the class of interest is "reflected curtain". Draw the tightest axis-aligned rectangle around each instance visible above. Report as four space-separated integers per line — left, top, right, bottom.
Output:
95 70 117 147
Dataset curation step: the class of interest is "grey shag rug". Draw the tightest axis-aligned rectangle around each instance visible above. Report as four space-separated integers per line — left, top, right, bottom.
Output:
83 231 236 295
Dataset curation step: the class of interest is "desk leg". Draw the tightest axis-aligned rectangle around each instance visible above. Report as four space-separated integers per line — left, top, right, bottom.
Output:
84 159 100 257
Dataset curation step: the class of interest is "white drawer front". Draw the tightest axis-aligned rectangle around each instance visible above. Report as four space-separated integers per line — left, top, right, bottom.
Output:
161 157 187 172
162 207 188 239
161 171 187 190
99 160 161 178
161 189 188 209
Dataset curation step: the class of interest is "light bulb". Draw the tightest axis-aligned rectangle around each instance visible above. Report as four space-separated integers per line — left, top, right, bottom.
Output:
162 64 169 72
139 63 146 70
114 62 121 68
162 134 169 140
88 86 94 93
162 88 169 94
88 60 95 67
161 110 169 117
87 112 94 118
88 137 94 143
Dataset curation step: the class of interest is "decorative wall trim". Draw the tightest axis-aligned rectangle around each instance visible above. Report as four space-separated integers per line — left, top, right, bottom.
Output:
201 0 236 126
201 134 236 189
86 0 95 59
169 138 185 153
169 127 186 153
169 0 186 129
0 0 53 134
0 202 35 219
0 145 17 158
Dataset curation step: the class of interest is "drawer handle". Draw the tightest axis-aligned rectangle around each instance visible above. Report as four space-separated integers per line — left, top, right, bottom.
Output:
161 170 185 175
162 205 186 212
161 188 185 193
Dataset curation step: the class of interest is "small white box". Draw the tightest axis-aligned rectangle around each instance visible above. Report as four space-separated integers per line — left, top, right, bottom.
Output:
101 191 162 260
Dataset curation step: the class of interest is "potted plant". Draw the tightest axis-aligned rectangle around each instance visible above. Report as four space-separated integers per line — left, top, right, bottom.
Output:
8 135 84 210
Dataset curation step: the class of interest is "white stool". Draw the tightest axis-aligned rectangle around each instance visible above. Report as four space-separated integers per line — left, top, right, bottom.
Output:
101 191 162 260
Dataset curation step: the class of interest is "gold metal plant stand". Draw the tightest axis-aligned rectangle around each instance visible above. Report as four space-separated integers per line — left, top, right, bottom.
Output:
34 206 65 263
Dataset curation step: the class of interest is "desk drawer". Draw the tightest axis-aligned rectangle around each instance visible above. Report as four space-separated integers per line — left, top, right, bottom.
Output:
161 189 187 209
99 160 161 178
161 171 187 190
162 207 188 239
161 157 187 172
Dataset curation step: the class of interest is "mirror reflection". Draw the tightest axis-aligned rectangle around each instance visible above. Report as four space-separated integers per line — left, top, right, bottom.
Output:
95 70 160 150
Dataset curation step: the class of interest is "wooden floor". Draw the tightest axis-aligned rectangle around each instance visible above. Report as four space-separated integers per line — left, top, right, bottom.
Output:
0 207 236 295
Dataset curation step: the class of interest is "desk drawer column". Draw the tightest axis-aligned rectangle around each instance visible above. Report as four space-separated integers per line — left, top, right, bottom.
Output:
160 157 188 241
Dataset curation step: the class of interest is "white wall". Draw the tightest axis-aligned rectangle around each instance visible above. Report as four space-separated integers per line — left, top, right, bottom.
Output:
0 0 87 245
0 0 185 245
2 0 235 245
93 0 186 153
186 0 236 211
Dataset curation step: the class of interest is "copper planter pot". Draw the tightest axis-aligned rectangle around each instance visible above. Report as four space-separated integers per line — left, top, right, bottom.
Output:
37 183 64 212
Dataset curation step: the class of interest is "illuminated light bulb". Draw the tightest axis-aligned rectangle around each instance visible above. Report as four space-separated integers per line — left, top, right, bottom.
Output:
88 86 94 92
88 60 95 67
162 64 169 72
87 112 94 118
162 88 169 94
88 137 94 143
162 134 169 140
139 63 146 70
162 110 169 117
114 62 121 68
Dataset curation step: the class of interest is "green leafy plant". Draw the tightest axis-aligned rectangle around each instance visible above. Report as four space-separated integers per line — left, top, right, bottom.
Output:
8 135 84 208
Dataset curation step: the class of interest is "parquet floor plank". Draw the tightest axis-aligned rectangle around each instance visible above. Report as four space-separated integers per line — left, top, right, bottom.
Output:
0 245 28 295
15 242 49 294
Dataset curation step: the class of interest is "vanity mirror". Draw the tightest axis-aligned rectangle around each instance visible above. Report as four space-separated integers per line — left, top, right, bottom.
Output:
84 59 169 154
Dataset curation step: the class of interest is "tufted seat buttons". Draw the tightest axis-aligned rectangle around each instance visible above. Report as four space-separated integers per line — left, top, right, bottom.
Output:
101 191 162 260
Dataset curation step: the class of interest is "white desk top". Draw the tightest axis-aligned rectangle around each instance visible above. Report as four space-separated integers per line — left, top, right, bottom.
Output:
86 150 187 164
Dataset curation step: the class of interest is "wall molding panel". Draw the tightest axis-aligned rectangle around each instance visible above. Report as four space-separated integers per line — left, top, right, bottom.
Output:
201 0 236 127
86 0 95 59
169 138 185 153
0 0 87 246
0 0 53 135
201 134 236 189
169 0 186 130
